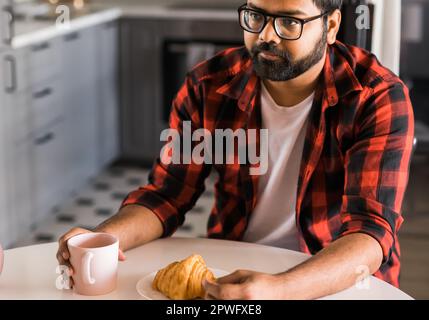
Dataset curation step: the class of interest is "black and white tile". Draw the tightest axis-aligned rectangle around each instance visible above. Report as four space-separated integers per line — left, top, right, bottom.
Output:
14 165 215 247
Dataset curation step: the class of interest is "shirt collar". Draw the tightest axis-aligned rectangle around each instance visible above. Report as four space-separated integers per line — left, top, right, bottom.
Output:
215 54 259 114
323 41 363 108
216 41 364 113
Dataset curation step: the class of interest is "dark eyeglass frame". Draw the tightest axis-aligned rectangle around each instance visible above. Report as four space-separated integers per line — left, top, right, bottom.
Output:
237 4 330 40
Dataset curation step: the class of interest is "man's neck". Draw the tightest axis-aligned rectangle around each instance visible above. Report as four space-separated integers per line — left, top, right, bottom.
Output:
262 53 326 108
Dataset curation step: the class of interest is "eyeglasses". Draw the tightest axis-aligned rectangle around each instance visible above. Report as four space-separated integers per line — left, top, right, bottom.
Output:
238 4 329 41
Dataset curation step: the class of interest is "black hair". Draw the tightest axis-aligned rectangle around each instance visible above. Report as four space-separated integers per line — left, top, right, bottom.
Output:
313 0 343 13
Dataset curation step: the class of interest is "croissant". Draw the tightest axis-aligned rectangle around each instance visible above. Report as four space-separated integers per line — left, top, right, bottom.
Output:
152 254 215 300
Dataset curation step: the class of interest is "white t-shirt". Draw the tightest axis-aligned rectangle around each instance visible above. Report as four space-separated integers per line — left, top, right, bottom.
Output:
242 81 314 251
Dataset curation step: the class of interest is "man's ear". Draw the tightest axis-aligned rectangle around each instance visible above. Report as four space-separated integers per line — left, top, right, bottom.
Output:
326 9 342 45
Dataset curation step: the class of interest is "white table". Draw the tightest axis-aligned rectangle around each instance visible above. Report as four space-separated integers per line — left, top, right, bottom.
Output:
0 237 413 300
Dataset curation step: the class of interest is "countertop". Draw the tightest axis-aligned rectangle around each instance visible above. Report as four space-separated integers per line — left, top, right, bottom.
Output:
12 7 122 48
11 0 241 48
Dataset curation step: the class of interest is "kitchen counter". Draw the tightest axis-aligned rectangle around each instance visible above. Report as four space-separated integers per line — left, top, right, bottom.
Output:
11 0 241 48
12 7 121 48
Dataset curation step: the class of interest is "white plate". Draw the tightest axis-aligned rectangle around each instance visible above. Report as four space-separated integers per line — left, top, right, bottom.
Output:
136 268 229 300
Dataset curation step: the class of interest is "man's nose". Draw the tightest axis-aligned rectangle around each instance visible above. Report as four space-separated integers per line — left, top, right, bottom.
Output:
258 18 281 44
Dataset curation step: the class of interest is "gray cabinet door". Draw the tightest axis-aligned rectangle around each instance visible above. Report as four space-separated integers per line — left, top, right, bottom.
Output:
97 20 120 168
0 0 13 50
1 47 29 141
0 49 10 246
32 119 67 223
120 18 243 162
0 47 32 247
62 27 99 192
8 138 33 243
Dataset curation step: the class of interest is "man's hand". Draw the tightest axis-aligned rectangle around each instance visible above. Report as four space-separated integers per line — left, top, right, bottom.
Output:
56 227 126 287
56 205 165 288
203 270 284 300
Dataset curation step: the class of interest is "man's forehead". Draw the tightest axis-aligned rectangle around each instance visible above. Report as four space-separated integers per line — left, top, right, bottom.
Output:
246 0 318 15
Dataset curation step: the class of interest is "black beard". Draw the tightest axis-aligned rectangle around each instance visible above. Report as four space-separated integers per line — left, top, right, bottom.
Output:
250 28 327 81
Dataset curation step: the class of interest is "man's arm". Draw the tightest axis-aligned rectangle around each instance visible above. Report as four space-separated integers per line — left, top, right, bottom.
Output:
95 205 163 251
203 233 382 300
275 233 382 299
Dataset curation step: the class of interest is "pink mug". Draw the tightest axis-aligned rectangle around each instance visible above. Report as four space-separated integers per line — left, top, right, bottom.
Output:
67 233 119 296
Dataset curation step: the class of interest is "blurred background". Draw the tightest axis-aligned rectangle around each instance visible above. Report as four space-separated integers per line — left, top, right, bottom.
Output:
0 0 428 299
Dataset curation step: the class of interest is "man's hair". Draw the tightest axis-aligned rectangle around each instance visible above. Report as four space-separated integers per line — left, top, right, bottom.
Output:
313 0 343 13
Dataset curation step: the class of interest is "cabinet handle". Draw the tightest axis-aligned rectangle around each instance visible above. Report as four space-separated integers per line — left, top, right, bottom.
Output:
34 132 55 145
64 32 80 42
33 87 53 99
3 55 17 93
31 42 50 52
1 6 14 45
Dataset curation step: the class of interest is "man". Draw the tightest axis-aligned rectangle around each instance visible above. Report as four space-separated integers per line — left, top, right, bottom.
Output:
57 0 414 299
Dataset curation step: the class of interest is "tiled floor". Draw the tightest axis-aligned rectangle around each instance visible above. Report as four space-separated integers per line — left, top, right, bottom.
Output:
13 156 429 299
14 165 215 248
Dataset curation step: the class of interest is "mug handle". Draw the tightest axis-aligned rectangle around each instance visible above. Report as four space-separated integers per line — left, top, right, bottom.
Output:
82 252 96 285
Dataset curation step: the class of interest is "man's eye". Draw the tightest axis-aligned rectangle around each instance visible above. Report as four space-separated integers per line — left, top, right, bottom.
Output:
249 12 263 21
281 19 299 27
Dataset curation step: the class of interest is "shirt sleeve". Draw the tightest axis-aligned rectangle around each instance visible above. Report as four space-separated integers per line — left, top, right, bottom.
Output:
338 76 415 265
120 74 212 238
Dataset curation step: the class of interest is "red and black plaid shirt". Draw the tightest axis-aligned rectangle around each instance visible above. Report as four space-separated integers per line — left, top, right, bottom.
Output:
121 41 414 287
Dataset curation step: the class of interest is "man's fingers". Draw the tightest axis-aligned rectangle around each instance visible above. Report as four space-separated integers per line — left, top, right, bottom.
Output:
216 270 252 284
203 279 246 300
118 249 126 261
56 255 75 276
57 242 70 263
203 279 220 298
56 228 91 265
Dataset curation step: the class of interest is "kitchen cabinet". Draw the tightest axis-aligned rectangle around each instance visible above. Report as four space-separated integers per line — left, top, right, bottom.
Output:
119 18 243 162
0 52 10 246
0 0 13 49
32 119 67 223
0 0 11 246
8 138 34 240
0 47 32 248
96 20 120 169
29 76 64 132
28 38 62 84
27 36 67 227
0 16 121 247
61 27 99 192
1 47 30 142
0 129 7 247
28 38 64 134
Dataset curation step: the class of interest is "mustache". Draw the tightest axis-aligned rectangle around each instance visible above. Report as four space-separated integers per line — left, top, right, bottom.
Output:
251 42 290 60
